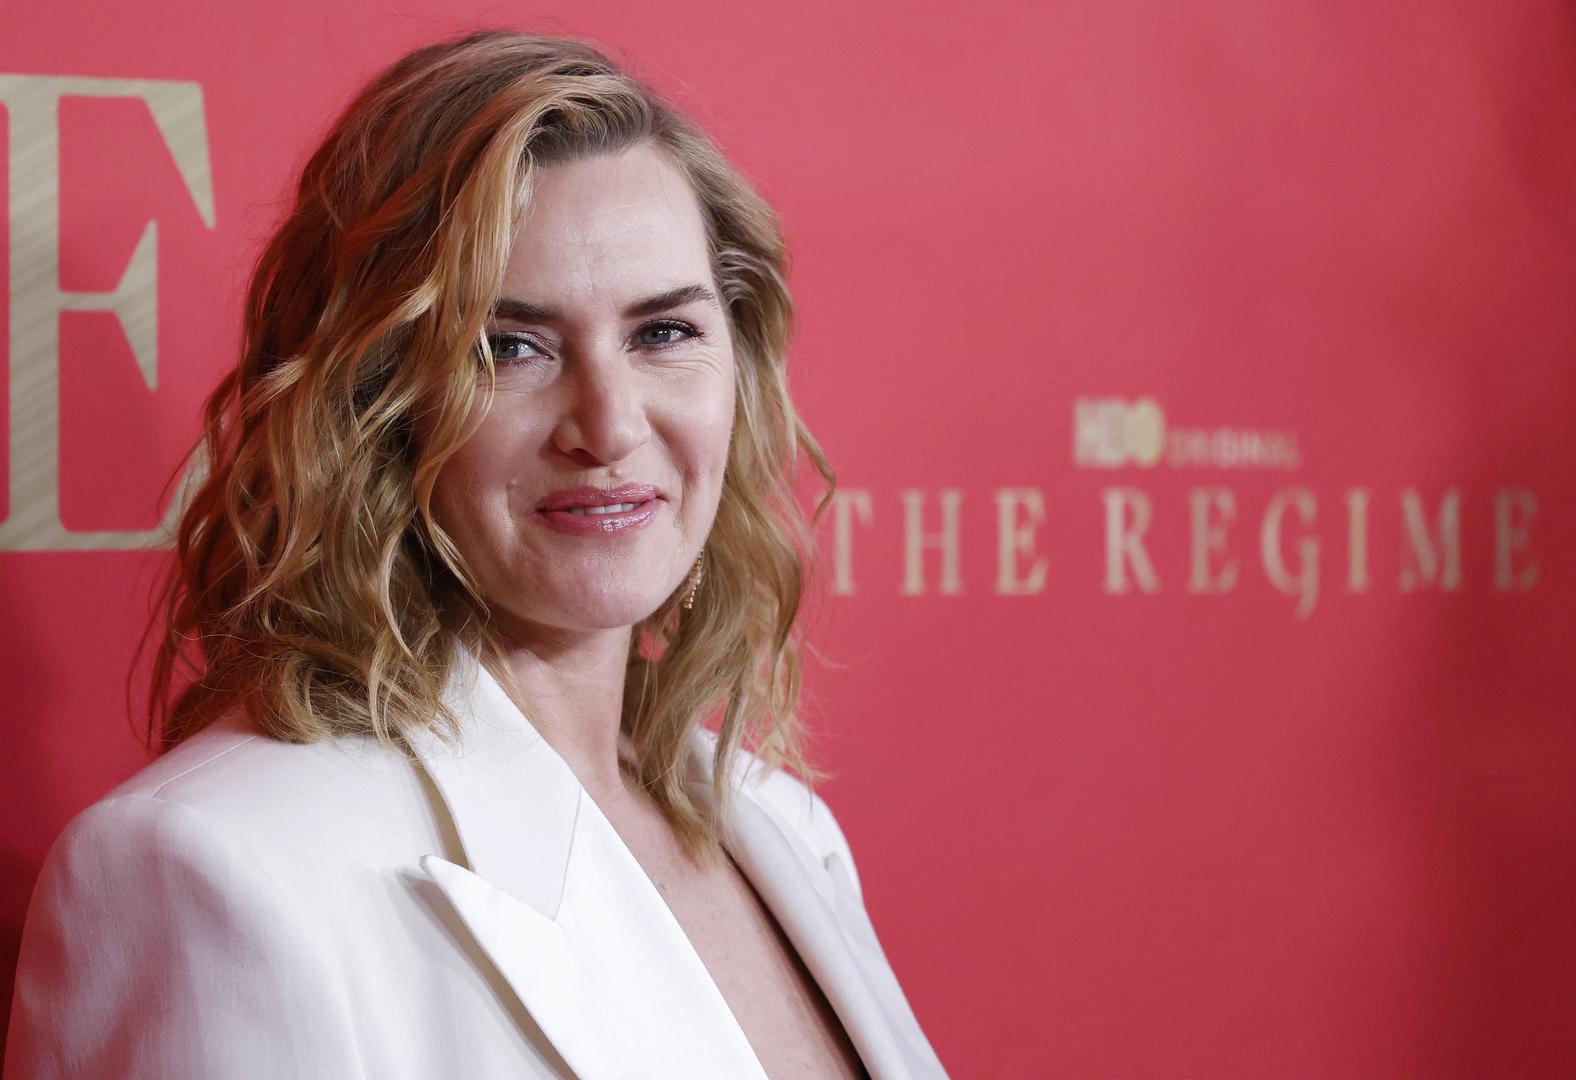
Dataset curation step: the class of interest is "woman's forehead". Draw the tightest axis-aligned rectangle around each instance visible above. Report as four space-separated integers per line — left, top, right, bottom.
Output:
504 145 712 299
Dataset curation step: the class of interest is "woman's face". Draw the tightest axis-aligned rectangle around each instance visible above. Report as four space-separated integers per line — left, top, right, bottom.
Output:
430 142 736 640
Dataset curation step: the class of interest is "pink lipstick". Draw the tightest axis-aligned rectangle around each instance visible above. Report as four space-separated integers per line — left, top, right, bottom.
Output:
535 484 662 537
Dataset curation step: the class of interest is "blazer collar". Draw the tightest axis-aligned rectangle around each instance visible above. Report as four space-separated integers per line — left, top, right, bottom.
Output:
404 638 939 1079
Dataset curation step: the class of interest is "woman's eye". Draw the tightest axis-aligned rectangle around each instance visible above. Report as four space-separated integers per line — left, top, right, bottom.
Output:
484 332 542 363
481 322 699 364
636 320 700 349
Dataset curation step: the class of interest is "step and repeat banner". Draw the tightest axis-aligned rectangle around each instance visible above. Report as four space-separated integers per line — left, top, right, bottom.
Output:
3 1 1573 1076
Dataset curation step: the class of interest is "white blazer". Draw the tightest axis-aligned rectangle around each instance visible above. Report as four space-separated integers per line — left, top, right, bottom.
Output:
4 641 948 1079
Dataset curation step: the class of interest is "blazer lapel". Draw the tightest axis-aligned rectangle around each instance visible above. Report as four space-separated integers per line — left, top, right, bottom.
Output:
407 641 938 1079
406 645 766 1079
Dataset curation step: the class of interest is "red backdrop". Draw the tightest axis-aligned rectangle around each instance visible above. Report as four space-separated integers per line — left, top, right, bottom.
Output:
3 1 1574 1076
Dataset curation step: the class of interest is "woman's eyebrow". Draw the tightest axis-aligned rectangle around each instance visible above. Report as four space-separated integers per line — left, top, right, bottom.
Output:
490 283 718 323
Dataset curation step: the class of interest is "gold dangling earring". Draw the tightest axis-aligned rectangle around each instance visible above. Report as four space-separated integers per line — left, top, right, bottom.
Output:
681 550 705 610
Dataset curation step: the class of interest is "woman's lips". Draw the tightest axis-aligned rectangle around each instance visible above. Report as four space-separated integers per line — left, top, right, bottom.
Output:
537 483 661 511
534 484 663 537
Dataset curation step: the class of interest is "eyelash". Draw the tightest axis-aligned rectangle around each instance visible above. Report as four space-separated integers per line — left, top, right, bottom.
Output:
482 319 703 365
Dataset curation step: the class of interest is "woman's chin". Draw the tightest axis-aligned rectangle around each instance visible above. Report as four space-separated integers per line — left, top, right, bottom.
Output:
497 590 676 637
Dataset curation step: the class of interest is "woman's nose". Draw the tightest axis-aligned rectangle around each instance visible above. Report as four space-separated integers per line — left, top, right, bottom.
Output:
550 354 652 466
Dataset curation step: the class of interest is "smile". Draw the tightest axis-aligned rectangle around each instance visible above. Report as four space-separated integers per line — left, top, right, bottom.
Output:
562 502 643 516
536 500 659 536
534 484 665 537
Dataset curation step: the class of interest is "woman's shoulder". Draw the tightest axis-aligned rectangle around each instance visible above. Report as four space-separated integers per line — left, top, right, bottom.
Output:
96 707 269 801
12 718 373 1080
56 709 435 888
105 707 406 799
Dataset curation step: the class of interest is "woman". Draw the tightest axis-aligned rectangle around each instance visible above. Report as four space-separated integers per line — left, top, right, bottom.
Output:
3 28 947 1080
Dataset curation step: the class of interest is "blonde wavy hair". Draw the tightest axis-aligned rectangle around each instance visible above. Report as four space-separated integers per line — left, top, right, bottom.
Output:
139 28 836 861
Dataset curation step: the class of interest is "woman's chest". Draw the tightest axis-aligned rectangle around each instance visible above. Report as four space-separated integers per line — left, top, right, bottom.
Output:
639 843 869 1079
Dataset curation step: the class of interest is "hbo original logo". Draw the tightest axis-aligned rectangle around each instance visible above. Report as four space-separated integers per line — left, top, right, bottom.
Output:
1074 397 1166 469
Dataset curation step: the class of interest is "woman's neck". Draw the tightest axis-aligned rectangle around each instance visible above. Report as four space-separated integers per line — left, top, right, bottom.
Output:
491 621 637 799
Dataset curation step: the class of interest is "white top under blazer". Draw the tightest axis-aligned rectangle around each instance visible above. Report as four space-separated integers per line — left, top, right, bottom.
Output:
3 638 948 1079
